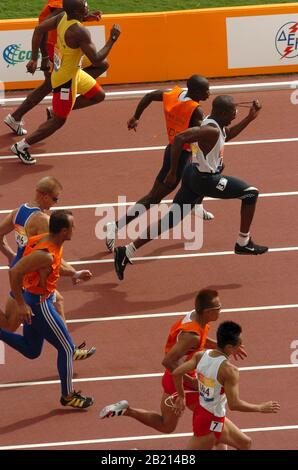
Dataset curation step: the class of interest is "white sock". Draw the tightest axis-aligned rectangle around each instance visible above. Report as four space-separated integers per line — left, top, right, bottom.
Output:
126 242 136 259
237 232 250 247
18 139 29 150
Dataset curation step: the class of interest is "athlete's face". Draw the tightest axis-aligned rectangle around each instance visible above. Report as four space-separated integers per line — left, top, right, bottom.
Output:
63 215 75 241
37 189 61 210
223 104 237 126
205 296 222 321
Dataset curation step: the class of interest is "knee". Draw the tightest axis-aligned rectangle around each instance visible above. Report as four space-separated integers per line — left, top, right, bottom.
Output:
93 89 106 103
27 350 41 359
239 436 252 450
242 187 259 205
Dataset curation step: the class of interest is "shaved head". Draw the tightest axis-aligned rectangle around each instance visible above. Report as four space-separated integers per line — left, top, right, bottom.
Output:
63 0 86 16
187 75 209 93
212 95 235 113
36 176 63 194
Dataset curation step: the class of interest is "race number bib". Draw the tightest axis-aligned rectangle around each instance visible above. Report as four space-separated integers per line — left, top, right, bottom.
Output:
210 420 223 433
53 47 62 72
15 225 28 248
198 373 215 402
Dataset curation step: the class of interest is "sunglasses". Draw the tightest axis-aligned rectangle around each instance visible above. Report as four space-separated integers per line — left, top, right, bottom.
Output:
51 196 59 203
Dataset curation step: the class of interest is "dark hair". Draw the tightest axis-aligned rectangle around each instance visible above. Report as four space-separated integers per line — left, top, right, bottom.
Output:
212 95 235 113
217 321 242 349
187 74 209 93
49 210 73 234
195 289 218 312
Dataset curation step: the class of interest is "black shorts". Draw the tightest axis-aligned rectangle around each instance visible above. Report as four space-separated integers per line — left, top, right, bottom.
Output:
156 144 192 186
173 164 257 207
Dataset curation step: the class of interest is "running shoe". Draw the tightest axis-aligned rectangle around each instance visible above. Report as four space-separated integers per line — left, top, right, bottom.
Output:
234 238 268 255
11 143 36 165
99 400 129 419
114 246 132 280
105 222 117 252
73 341 96 361
4 114 27 135
60 391 94 409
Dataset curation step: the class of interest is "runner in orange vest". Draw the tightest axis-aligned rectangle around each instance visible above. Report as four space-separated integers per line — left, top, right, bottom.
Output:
105 75 213 253
0 210 95 408
99 289 246 440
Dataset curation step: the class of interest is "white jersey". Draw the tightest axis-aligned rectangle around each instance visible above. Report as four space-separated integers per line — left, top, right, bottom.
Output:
192 117 226 173
196 349 227 417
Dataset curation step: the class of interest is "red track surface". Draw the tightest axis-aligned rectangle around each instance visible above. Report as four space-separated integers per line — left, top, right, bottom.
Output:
0 75 298 450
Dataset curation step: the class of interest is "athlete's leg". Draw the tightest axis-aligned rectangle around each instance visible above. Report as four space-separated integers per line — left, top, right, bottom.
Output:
218 417 252 450
39 298 75 398
187 433 216 450
0 321 44 359
73 69 105 110
12 77 52 122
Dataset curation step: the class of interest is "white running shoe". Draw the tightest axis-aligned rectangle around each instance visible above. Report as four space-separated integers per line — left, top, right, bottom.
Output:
4 114 27 135
105 221 117 252
99 400 129 419
194 204 214 221
11 142 36 165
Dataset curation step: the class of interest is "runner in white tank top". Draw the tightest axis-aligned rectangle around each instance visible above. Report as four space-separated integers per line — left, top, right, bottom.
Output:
172 321 280 450
192 117 226 174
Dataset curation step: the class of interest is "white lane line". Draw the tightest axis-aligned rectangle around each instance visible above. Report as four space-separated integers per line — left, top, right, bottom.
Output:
66 303 298 323
0 191 297 214
1 137 298 160
0 424 297 449
1 363 297 389
1 245 297 270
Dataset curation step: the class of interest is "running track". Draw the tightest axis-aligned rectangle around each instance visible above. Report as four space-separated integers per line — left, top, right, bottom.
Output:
0 75 298 450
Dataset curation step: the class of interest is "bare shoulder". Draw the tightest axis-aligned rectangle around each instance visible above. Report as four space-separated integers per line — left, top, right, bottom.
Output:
26 212 49 236
223 361 239 380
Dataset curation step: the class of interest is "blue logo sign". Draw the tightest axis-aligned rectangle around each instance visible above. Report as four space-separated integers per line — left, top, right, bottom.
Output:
275 22 298 59
3 44 35 67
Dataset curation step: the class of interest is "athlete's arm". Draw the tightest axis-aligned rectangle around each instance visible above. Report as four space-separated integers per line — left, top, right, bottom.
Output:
171 352 201 416
59 259 92 284
127 90 164 131
224 364 280 413
162 331 200 389
78 24 121 66
39 7 64 71
165 126 219 187
226 100 261 142
0 210 17 263
189 106 204 127
27 12 64 73
9 250 53 323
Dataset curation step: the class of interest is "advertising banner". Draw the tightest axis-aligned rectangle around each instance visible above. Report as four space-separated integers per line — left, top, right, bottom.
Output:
227 14 298 68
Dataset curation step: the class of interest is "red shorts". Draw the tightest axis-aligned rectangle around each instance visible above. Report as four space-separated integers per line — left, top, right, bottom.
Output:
52 72 101 119
162 370 198 408
193 404 225 440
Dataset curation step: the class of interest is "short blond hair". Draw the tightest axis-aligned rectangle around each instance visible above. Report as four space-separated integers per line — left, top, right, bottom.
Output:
36 176 63 194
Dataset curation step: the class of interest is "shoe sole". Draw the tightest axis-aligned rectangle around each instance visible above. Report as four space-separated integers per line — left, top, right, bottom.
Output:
235 249 268 255
4 120 27 136
11 145 36 165
114 250 124 280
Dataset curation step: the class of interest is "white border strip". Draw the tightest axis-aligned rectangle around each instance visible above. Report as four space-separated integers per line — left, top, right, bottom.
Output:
1 363 297 389
0 190 297 214
0 424 297 449
2 80 298 106
1 245 298 270
1 137 298 160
